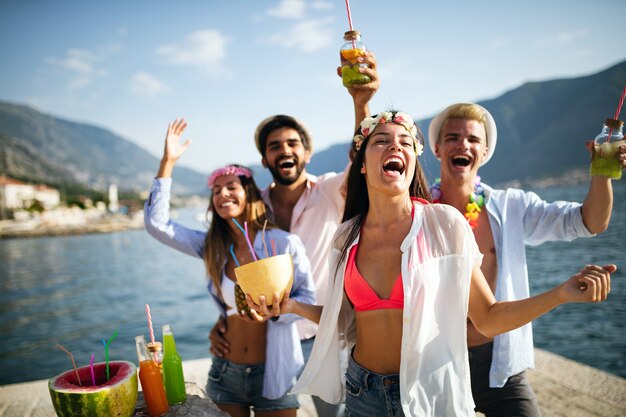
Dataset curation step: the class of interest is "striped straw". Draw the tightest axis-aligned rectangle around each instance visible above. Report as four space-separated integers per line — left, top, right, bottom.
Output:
145 304 155 344
345 0 354 31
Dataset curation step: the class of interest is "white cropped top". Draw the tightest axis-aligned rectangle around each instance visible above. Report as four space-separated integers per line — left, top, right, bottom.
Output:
220 274 238 316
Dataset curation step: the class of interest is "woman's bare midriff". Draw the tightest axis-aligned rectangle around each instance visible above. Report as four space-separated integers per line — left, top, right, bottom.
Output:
353 309 404 374
223 315 267 364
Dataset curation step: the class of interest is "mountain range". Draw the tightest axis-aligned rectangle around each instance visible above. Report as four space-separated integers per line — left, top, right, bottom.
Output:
297 59 626 189
0 102 206 194
1 59 625 194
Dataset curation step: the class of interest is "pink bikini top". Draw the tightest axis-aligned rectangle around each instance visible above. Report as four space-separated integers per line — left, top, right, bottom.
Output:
344 244 404 312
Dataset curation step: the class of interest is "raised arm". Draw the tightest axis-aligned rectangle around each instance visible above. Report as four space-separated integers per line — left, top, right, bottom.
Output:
157 118 191 178
468 263 616 338
580 140 626 233
144 118 205 259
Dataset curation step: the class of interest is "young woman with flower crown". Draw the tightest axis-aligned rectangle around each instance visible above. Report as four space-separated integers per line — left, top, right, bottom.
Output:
247 111 615 417
144 118 315 417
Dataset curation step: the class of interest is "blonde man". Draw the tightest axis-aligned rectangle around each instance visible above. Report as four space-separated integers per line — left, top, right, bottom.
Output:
427 102 623 416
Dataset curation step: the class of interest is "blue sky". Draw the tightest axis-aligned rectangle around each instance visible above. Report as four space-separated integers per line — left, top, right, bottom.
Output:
1 0 625 174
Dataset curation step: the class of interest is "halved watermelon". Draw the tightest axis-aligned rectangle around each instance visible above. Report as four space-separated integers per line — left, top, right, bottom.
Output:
49 360 138 417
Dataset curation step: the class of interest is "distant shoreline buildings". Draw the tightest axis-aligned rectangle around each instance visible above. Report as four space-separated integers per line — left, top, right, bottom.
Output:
0 175 60 217
0 175 145 237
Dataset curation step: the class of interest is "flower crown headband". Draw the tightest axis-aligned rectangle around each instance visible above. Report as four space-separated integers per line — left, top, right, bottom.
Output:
207 165 252 188
353 111 424 155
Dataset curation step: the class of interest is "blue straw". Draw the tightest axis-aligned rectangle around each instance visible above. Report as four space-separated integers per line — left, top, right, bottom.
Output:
229 244 240 267
231 218 246 235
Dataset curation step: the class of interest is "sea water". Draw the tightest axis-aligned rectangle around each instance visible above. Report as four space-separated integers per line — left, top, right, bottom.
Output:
0 183 624 384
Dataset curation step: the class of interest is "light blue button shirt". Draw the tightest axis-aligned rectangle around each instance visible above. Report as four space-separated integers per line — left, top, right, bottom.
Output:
483 183 594 387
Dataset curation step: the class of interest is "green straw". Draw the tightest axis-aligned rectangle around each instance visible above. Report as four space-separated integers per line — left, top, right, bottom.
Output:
101 329 118 381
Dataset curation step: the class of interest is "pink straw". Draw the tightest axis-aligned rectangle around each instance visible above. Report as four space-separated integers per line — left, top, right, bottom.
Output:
89 353 96 386
145 304 157 362
614 85 626 120
344 0 354 31
605 85 626 143
56 343 82 386
271 240 277 257
243 221 258 261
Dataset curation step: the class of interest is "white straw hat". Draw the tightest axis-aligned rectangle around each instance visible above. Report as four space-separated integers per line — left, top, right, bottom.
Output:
428 103 497 166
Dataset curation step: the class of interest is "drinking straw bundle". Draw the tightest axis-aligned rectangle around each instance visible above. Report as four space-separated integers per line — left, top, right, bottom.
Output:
56 332 116 386
232 219 259 261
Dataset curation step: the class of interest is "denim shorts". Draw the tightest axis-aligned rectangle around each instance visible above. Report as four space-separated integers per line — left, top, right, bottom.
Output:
344 354 404 417
207 356 299 412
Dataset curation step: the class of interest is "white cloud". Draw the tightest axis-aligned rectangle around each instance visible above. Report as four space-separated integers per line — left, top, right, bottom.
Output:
47 48 107 89
54 49 98 75
267 0 307 19
532 29 590 49
556 29 589 43
131 72 169 97
264 17 334 52
156 29 231 76
311 1 333 11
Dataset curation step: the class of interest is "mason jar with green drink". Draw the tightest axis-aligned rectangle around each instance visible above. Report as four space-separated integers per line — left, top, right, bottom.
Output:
589 118 625 179
340 30 371 87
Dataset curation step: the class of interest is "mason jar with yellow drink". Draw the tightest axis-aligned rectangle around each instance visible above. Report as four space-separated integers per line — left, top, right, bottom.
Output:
340 30 371 87
590 118 624 179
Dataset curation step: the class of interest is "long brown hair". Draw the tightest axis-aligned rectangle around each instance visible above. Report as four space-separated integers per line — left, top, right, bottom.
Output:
203 166 274 301
337 111 431 270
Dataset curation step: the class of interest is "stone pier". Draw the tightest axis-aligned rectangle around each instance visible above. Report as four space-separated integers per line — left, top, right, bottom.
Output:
1 349 624 417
